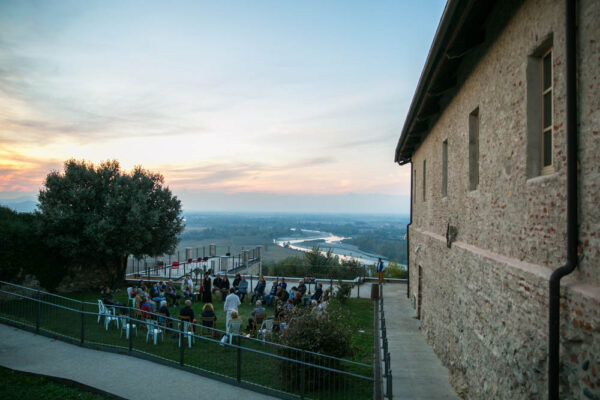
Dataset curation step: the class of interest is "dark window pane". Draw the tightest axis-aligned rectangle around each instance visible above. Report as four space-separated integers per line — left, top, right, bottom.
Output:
543 92 552 128
543 130 552 167
543 53 552 90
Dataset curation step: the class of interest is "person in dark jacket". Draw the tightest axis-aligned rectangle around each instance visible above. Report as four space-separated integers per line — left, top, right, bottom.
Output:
201 303 217 328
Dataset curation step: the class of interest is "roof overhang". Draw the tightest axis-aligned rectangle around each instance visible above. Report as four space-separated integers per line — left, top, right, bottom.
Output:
394 0 521 165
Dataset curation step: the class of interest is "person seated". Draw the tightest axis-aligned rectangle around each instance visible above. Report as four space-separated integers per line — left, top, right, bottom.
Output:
150 282 166 303
289 286 297 301
292 291 302 307
182 285 193 302
297 280 307 297
319 290 330 311
181 274 194 293
274 299 285 320
220 310 242 344
284 298 294 312
201 303 217 328
165 280 181 306
212 274 224 294
232 274 241 291
276 287 289 304
278 277 287 290
179 299 197 331
219 275 231 300
102 287 124 308
250 277 266 304
246 300 266 331
135 289 144 309
263 281 278 307
158 300 173 328
236 276 248 302
140 296 152 319
193 280 202 303
311 283 323 303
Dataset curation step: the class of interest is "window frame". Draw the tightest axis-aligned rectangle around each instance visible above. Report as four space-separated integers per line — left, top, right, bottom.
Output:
442 140 448 197
540 48 554 175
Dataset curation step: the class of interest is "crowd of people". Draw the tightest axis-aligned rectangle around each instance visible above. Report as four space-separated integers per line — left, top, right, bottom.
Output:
102 274 331 342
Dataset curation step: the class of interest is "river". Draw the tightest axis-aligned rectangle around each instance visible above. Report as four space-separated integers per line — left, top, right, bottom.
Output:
274 228 398 267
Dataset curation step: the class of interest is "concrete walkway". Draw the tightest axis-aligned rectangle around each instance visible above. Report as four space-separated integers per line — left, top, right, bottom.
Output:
381 283 459 400
0 324 275 400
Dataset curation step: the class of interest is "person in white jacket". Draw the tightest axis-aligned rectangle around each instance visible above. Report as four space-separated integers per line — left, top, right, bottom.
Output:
223 288 241 332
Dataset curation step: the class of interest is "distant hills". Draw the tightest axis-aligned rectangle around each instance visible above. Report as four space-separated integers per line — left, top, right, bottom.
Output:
0 197 38 213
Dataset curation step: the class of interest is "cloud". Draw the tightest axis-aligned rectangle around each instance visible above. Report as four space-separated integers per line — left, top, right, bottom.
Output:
0 146 62 193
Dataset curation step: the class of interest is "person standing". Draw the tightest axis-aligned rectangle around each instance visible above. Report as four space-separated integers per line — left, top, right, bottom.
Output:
223 288 241 332
202 272 212 303
377 258 385 284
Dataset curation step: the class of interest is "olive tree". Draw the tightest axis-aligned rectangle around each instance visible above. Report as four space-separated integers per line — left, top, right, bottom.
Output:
38 159 184 287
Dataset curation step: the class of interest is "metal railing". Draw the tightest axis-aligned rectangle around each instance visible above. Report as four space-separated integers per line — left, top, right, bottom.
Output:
379 284 393 399
0 281 374 399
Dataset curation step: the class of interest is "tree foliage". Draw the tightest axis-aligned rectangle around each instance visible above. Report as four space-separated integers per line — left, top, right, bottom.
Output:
277 307 353 391
0 206 67 290
38 159 184 287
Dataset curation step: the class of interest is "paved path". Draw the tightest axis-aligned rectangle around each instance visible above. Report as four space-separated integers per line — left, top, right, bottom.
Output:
0 324 275 400
381 283 459 400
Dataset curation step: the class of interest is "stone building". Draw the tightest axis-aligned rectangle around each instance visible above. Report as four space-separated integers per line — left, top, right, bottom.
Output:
394 0 599 399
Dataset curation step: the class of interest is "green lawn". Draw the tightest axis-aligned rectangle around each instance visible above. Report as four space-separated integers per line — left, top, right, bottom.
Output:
0 287 374 399
0 367 111 400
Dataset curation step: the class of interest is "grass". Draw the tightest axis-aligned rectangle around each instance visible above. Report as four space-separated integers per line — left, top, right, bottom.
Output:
0 287 374 399
0 366 111 399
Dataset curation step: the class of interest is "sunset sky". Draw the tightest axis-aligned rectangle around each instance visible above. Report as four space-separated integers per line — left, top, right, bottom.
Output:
0 0 446 213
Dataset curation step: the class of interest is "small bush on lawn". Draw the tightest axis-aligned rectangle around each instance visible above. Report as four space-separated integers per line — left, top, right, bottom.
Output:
334 281 352 304
276 307 352 392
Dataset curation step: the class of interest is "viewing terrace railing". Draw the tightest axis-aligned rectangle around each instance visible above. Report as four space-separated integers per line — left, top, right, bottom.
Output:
0 281 374 399
126 247 261 279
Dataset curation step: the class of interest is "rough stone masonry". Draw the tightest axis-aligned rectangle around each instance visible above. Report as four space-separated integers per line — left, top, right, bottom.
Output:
404 0 600 398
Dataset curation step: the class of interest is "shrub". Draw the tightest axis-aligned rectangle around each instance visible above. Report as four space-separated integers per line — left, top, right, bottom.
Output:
334 281 352 304
277 307 353 392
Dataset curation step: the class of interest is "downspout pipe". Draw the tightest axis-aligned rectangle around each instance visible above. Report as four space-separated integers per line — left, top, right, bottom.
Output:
548 1 578 399
406 162 414 298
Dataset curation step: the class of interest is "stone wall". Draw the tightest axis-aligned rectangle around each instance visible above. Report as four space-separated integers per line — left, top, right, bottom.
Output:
406 0 600 398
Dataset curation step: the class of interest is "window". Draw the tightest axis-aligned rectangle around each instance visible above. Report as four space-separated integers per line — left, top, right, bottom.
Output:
413 168 417 204
541 49 553 173
469 108 479 190
422 160 427 201
526 36 553 178
442 140 448 197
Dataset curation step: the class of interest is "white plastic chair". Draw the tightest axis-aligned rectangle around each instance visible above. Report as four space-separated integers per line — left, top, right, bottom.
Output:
178 318 195 348
119 315 137 339
126 287 136 308
145 319 163 345
257 319 274 342
97 300 119 331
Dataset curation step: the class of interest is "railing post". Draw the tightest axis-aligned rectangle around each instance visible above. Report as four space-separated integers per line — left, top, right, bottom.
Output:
128 308 133 352
300 350 306 399
80 302 85 344
386 367 393 399
179 322 185 366
236 335 242 383
35 290 40 333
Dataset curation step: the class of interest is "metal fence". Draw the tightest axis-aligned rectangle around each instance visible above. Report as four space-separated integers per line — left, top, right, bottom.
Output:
0 281 373 399
379 284 392 399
